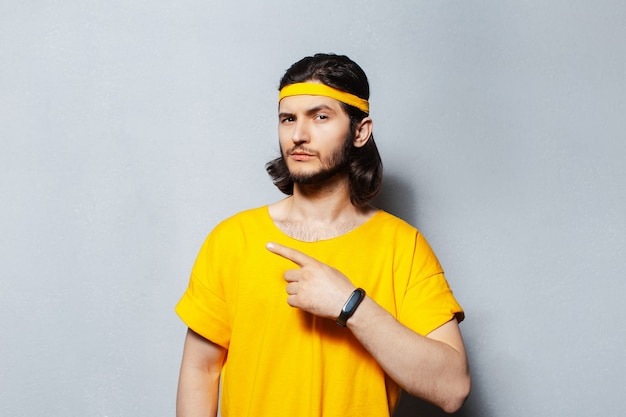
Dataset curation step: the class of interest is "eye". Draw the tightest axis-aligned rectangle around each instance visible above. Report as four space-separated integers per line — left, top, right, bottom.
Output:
281 116 295 123
315 114 328 121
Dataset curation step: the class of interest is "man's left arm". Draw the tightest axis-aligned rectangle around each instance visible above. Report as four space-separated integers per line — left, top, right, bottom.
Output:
347 295 470 413
266 242 470 414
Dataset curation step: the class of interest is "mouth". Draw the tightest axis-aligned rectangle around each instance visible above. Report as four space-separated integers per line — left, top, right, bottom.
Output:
287 147 317 159
290 153 314 161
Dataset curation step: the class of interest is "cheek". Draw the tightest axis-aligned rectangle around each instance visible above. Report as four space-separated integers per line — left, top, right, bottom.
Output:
316 127 350 149
278 135 290 153
278 125 292 145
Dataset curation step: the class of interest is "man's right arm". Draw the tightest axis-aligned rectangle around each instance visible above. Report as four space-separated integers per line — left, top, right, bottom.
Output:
177 328 227 417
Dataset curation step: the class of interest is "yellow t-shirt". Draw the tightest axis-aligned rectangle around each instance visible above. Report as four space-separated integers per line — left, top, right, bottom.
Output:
176 206 463 417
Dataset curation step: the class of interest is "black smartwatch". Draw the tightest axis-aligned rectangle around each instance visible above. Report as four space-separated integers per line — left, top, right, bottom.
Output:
336 288 366 327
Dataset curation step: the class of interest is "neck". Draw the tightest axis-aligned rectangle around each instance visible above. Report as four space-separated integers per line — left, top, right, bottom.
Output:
290 173 355 222
269 174 377 242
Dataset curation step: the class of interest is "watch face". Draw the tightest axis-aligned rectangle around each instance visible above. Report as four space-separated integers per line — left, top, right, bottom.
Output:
337 289 366 327
344 292 362 312
343 289 365 313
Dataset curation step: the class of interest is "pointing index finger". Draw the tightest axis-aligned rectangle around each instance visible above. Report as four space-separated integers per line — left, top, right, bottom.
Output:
266 242 315 267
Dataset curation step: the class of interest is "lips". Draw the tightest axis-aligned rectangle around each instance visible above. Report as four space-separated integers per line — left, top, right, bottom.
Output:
288 147 317 160
291 153 313 161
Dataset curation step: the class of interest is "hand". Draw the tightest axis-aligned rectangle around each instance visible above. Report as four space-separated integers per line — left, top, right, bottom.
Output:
266 242 356 319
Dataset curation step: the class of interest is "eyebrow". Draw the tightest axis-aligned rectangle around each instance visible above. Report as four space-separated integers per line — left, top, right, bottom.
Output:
278 104 337 119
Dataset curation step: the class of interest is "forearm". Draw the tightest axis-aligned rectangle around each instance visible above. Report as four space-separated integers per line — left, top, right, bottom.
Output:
264 242 470 411
347 296 470 413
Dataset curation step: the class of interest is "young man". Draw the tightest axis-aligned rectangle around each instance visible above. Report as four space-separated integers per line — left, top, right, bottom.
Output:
176 53 470 417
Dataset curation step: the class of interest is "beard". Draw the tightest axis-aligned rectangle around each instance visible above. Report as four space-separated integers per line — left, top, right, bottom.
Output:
284 133 353 185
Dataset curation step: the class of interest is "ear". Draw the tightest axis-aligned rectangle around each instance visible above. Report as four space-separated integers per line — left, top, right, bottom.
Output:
352 117 373 148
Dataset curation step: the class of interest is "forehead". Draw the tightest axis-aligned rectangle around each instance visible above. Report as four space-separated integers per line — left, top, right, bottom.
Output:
278 94 346 114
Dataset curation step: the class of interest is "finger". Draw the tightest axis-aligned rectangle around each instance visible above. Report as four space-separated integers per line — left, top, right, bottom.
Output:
266 242 316 267
286 294 297 308
284 269 301 283
285 282 297 295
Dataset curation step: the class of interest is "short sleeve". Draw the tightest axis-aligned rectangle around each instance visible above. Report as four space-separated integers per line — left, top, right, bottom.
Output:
175 226 232 349
397 232 464 336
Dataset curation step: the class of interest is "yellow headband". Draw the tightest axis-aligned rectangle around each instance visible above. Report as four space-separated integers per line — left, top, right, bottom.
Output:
278 83 369 114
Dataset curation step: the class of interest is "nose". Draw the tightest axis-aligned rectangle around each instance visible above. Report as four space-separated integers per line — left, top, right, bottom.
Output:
291 119 310 145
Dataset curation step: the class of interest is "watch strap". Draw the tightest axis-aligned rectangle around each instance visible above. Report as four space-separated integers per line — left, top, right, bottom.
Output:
336 288 366 327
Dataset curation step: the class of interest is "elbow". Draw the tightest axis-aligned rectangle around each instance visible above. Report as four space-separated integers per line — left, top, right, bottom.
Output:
405 367 471 414
439 372 471 414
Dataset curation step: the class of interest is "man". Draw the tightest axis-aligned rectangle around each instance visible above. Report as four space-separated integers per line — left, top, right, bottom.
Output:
176 53 470 417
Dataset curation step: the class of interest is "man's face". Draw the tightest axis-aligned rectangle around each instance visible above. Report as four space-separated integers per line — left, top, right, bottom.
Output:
278 94 353 185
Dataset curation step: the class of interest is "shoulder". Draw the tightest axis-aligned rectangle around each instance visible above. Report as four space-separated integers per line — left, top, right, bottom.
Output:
366 211 438 258
368 210 420 237
201 206 270 245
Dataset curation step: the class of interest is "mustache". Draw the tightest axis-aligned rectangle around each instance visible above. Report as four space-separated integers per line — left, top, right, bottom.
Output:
286 146 319 157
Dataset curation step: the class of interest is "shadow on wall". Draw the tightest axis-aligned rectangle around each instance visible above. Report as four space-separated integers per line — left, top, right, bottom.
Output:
393 377 488 417
394 394 453 417
375 175 488 417
389 314 488 416
372 174 419 225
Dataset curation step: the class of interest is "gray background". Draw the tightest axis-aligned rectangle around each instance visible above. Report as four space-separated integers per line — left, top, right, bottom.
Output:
1 1 625 416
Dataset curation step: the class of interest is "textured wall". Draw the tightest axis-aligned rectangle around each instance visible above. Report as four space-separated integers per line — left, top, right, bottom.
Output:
1 1 625 416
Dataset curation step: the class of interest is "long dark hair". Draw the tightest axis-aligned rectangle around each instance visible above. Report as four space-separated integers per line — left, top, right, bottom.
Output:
265 53 383 208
